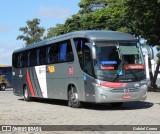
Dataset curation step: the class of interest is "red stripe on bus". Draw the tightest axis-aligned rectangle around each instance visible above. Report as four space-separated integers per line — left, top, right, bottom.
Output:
26 69 35 97
100 82 123 88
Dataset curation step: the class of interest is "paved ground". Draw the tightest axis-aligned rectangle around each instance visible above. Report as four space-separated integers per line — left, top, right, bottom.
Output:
0 88 160 134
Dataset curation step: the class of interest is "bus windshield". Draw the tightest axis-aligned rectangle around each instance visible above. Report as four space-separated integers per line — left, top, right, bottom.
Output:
94 42 145 82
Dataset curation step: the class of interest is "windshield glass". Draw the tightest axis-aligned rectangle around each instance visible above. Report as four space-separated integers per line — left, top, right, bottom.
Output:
94 42 145 82
119 43 142 64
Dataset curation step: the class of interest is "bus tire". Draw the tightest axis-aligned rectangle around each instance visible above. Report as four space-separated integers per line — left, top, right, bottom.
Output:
68 87 81 108
24 86 31 102
0 83 6 91
110 102 123 107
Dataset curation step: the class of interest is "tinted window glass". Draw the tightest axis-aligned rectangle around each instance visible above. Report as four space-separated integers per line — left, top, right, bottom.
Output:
73 38 88 69
20 51 28 67
29 49 37 66
73 38 93 76
48 40 73 64
12 53 19 68
38 47 47 65
60 43 67 62
66 41 74 62
48 43 60 64
83 45 93 75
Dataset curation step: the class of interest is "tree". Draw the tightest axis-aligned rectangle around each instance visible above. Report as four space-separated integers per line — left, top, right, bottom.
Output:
64 0 127 32
45 24 65 39
78 0 108 14
46 0 131 36
46 0 111 37
46 0 160 89
45 0 160 89
124 0 160 89
17 18 45 46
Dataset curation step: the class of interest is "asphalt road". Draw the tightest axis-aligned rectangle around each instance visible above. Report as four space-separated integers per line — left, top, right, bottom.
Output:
0 88 160 134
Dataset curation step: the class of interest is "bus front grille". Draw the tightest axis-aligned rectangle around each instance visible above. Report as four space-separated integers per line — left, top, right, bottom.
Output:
110 88 140 93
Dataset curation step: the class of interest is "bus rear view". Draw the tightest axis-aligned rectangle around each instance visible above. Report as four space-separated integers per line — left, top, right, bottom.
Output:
0 66 12 91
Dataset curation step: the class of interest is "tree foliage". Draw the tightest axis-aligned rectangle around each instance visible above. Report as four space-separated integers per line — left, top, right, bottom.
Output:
125 0 160 46
78 0 108 14
45 24 65 39
46 0 128 37
124 0 160 89
17 18 45 46
46 0 160 43
45 0 160 88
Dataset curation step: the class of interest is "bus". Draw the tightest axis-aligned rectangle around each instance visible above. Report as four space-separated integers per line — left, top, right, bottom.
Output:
12 30 147 108
0 66 12 91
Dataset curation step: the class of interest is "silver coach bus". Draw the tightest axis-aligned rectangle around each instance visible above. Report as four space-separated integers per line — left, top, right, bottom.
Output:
12 30 148 108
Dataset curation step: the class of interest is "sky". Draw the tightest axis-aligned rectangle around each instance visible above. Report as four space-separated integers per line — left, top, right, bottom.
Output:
0 0 81 65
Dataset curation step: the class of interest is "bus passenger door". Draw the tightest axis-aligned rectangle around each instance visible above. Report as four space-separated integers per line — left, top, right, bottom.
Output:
83 45 96 102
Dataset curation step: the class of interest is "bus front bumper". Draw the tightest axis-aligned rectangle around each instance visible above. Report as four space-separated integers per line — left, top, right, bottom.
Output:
94 84 148 103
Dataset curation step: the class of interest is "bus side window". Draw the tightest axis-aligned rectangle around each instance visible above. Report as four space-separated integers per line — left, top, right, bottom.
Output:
48 46 53 64
60 40 74 62
60 42 67 62
20 51 28 67
13 53 20 68
38 47 47 65
48 43 60 64
29 49 37 66
73 38 93 76
73 38 88 69
48 40 73 64
66 40 74 62
83 45 94 76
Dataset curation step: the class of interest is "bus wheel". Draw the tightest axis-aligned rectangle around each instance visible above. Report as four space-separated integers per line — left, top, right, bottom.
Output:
0 83 6 91
68 87 81 108
24 86 31 101
110 102 123 107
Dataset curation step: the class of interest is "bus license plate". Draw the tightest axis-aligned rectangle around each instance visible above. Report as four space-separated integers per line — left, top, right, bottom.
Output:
122 95 131 99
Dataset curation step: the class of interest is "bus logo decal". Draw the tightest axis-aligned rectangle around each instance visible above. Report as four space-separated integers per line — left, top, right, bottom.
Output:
83 74 86 81
39 67 45 74
69 66 73 75
35 66 48 98
47 66 55 73
124 88 129 93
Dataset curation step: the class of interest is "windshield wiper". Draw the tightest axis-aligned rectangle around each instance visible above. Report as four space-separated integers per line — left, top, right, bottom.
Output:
112 61 123 82
113 60 140 82
97 75 116 82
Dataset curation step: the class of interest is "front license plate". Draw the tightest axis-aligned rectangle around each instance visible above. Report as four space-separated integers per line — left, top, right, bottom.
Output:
122 94 131 99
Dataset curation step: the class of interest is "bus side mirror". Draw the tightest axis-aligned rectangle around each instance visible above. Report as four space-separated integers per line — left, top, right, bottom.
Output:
85 43 96 59
141 44 154 60
91 46 96 59
148 46 154 60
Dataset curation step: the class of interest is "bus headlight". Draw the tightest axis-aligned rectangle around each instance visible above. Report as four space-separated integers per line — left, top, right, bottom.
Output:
92 82 109 90
140 84 147 90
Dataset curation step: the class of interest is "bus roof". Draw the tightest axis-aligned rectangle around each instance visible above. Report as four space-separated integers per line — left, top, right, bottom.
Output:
13 30 137 53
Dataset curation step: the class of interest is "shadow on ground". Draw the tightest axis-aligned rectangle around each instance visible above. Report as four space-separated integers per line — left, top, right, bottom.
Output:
82 101 153 111
18 97 154 111
0 88 13 91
